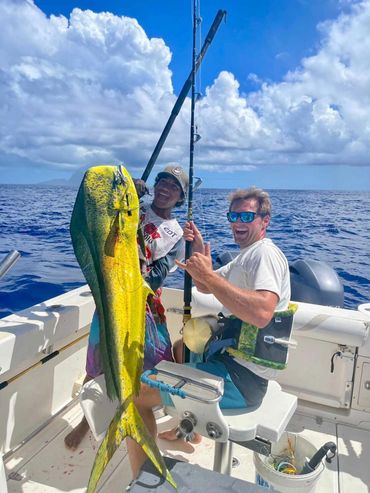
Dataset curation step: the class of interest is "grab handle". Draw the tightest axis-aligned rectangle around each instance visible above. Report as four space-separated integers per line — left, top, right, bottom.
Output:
141 369 187 399
141 367 223 403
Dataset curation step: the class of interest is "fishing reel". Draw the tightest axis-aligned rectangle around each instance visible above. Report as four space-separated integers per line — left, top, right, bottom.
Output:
182 314 241 354
182 315 219 354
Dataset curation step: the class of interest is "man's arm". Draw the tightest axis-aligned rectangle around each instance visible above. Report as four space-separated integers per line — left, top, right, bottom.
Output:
192 279 212 294
176 244 278 327
146 238 182 291
198 271 278 327
146 256 171 291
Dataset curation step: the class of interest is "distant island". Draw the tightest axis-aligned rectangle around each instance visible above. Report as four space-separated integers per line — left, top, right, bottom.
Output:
38 166 89 187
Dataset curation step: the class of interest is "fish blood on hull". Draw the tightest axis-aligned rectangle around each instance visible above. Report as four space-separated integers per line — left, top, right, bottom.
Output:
70 165 176 492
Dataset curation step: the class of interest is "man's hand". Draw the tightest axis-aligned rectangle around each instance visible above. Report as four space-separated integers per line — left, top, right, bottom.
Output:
183 221 204 254
176 242 213 284
133 179 149 198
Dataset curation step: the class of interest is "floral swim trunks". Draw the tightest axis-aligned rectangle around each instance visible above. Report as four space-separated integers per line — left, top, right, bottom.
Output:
86 304 173 378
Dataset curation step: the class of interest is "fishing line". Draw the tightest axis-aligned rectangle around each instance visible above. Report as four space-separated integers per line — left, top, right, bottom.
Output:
197 0 203 103
195 0 202 144
195 184 209 243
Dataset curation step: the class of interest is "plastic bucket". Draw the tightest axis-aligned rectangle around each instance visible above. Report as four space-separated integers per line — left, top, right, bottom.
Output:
254 432 324 493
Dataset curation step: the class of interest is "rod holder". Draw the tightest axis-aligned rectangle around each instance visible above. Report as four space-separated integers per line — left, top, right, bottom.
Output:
0 250 20 279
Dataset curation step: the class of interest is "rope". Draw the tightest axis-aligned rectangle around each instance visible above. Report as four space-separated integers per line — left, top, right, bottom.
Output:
141 369 187 398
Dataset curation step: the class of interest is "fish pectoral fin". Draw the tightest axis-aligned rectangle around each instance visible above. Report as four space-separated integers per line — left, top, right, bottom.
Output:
143 279 154 296
104 213 120 257
87 400 176 493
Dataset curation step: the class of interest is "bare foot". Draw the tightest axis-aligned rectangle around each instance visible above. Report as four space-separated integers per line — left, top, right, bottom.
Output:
158 427 202 444
64 417 90 450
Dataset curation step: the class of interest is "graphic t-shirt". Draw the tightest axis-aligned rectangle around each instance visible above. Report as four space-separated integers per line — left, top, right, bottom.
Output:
139 205 184 286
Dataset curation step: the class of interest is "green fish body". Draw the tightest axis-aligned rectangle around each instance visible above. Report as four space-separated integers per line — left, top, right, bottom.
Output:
70 165 175 492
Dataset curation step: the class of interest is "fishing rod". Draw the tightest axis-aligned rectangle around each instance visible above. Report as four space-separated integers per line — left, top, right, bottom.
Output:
182 0 205 363
141 9 226 182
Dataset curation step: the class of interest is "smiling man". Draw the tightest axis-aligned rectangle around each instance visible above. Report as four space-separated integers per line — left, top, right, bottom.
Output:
179 187 291 373
139 165 188 288
174 187 291 389
127 187 293 474
159 188 291 445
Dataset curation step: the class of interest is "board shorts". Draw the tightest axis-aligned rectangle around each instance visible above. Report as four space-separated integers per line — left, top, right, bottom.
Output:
160 353 268 409
86 304 173 378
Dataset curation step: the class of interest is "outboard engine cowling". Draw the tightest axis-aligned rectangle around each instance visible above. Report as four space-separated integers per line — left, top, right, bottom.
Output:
214 251 238 270
214 252 344 308
290 259 344 307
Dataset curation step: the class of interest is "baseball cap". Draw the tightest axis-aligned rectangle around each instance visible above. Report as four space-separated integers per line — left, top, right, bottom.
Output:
157 165 189 197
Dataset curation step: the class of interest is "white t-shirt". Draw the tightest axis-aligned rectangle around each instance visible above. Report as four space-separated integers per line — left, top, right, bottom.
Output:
216 238 290 379
140 205 184 271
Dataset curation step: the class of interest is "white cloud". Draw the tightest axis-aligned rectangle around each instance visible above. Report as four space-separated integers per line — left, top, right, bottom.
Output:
0 0 369 181
0 0 179 175
197 1 370 168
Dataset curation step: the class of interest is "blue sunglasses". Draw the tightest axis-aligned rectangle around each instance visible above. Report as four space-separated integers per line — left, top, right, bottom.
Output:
226 211 258 223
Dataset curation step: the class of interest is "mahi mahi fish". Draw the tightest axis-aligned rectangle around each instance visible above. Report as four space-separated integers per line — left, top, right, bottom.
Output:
70 165 176 492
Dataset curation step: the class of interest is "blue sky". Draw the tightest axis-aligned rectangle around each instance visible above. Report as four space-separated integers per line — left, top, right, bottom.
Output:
1 0 369 189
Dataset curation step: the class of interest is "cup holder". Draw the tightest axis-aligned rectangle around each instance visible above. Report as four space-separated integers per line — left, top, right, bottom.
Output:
358 303 370 318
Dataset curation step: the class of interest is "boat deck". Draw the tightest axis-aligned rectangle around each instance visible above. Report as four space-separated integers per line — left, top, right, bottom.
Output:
4 399 370 492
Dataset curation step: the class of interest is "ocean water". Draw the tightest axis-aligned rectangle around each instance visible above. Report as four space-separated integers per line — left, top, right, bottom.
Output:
0 185 369 319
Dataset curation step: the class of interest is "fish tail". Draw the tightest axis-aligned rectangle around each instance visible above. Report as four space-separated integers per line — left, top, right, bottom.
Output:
87 399 176 493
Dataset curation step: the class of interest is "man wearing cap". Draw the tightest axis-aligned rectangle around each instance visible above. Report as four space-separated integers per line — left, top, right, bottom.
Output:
137 165 188 292
64 165 188 450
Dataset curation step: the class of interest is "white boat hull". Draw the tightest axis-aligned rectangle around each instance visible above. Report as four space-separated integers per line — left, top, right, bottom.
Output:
1 285 370 492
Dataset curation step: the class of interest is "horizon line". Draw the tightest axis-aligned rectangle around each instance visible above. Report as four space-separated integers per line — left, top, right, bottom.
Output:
0 183 369 193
